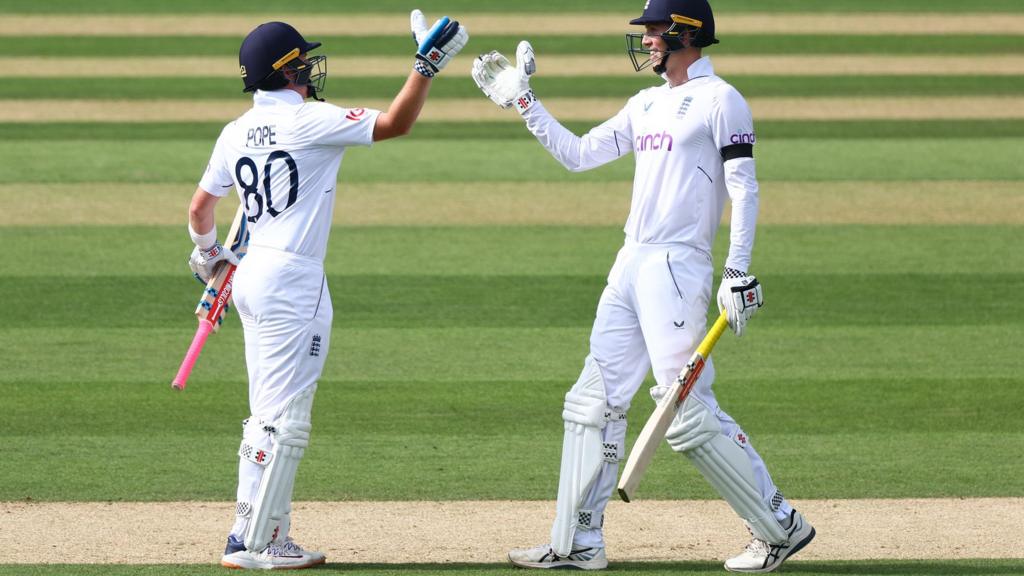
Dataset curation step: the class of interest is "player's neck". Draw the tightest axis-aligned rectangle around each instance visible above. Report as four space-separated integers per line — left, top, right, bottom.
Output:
664 49 701 88
284 83 309 99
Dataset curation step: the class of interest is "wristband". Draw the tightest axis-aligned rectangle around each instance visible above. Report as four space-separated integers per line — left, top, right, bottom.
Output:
413 59 436 78
189 222 217 250
514 89 537 114
723 267 747 279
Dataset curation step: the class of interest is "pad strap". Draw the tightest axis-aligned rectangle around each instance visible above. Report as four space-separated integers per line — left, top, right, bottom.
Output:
239 442 274 466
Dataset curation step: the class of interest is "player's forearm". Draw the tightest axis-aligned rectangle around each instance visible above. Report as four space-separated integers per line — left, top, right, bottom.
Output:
523 101 621 173
723 157 759 272
188 187 220 242
373 71 431 141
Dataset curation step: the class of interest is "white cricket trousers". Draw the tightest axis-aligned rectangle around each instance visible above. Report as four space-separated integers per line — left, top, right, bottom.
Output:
233 245 332 419
571 240 791 549
227 245 332 542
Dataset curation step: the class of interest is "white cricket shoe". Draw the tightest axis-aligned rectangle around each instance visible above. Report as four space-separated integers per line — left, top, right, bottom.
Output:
221 535 327 570
508 543 608 570
724 510 815 573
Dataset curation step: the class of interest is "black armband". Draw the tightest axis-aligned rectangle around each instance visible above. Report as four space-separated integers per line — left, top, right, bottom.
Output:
721 143 753 161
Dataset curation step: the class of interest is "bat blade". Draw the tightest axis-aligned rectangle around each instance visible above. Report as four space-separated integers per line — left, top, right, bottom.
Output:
617 311 730 502
171 205 249 391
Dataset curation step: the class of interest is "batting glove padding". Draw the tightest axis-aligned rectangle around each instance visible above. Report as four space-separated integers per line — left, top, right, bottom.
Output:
716 272 763 337
411 9 468 76
189 242 239 284
471 41 537 112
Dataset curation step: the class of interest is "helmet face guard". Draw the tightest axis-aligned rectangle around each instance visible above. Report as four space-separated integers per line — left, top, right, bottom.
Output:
276 50 328 99
625 16 698 74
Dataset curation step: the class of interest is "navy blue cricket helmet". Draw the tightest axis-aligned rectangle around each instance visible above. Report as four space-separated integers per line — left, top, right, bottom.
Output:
625 0 719 73
239 22 326 96
630 0 719 48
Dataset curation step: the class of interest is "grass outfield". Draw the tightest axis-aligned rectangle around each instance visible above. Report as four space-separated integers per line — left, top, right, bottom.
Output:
3 139 1022 182
6 75 1024 99
2 225 1021 502
1 0 1022 572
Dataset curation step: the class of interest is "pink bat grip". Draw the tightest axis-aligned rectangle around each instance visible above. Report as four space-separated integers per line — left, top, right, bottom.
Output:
171 319 214 390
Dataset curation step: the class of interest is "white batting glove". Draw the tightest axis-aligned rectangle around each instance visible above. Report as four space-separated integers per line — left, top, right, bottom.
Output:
188 242 239 284
410 9 468 77
716 268 764 337
471 40 537 113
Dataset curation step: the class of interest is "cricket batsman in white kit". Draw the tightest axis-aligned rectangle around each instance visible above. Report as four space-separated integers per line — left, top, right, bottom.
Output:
186 13 467 570
471 0 814 572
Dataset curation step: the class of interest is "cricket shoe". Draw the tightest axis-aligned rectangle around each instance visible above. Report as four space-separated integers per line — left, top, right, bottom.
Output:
221 534 327 569
508 543 608 570
724 510 815 573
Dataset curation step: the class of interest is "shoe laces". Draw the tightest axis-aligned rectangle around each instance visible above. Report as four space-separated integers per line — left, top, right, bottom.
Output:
259 542 290 558
278 538 305 554
743 538 771 556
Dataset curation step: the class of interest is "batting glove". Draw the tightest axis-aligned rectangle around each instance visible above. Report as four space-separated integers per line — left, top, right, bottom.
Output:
471 40 537 113
411 9 468 77
716 268 763 337
188 242 239 284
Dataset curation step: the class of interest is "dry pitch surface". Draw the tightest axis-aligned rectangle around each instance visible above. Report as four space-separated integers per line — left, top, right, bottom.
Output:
4 499 1021 564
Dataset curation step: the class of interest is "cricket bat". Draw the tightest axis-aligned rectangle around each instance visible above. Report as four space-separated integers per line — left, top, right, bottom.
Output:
617 311 730 502
171 205 249 390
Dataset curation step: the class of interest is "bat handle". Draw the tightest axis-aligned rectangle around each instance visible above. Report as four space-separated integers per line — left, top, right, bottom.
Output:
171 319 214 390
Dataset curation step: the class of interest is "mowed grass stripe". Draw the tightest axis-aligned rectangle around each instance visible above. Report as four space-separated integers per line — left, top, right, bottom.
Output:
14 55 1024 78
7 35 1024 57
3 139 1021 182
6 97 1024 122
5 119 1024 141
4 226 1017 278
2 272 1020 329
1 0 1022 13
3 14 1023 36
8 75 1024 100
4 181 1021 227
1 373 1021 499
1 325 1020 385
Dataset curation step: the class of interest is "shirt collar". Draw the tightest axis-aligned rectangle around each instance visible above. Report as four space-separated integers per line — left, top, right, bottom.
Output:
687 55 714 80
253 88 305 107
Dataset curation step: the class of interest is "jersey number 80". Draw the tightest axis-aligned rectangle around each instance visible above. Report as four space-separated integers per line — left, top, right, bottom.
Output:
235 151 299 223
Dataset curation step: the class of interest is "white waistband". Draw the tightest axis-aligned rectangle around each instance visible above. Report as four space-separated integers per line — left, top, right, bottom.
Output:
245 244 323 268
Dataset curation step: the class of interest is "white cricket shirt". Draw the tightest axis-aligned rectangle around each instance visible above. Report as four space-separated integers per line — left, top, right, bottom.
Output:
199 89 380 262
523 56 759 272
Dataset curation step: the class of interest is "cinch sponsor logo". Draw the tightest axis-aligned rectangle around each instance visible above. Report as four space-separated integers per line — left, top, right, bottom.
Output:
730 132 756 144
635 131 673 152
345 108 367 121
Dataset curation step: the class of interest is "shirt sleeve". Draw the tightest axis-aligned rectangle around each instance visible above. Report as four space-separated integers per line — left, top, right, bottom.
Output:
307 103 382 148
521 99 633 172
197 124 235 197
710 85 759 273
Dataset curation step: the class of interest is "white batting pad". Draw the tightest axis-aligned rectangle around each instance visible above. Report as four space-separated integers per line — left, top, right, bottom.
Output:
244 384 316 552
667 394 787 544
551 358 625 556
